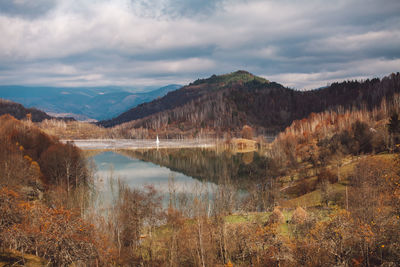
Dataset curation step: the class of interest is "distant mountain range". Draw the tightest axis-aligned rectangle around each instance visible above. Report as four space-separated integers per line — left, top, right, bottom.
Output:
98 70 400 135
0 84 181 121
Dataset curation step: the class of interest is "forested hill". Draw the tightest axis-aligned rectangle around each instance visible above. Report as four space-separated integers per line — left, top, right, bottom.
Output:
0 98 52 122
98 71 400 135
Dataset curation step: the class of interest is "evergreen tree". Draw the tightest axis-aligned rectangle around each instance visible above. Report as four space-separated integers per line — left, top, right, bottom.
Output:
388 112 400 135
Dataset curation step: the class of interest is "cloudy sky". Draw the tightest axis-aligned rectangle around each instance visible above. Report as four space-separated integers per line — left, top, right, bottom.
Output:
0 0 399 90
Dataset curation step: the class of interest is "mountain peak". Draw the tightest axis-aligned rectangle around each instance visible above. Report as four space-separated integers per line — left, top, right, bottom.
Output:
190 70 269 86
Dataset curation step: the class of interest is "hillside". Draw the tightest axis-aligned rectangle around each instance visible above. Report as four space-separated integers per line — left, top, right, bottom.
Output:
0 98 52 122
99 71 272 128
98 71 400 137
0 84 181 121
0 114 104 265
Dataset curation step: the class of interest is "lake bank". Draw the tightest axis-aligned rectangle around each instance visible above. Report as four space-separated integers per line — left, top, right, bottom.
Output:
62 138 217 150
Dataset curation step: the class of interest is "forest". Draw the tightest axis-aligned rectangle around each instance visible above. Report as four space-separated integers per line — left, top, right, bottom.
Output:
0 99 52 122
98 71 400 138
30 72 400 141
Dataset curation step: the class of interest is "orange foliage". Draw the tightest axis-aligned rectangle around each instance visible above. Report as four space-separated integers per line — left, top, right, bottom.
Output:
0 186 116 265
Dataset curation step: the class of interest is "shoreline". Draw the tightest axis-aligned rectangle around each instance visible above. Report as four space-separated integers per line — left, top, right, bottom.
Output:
62 139 218 150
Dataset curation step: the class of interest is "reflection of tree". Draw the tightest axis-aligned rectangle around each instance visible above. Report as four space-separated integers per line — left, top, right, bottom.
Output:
118 148 269 185
118 148 279 211
242 152 254 165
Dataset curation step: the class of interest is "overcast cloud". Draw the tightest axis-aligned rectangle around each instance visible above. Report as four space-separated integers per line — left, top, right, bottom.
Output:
0 0 399 90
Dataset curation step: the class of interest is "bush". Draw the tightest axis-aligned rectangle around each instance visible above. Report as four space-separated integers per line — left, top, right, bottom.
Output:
317 168 338 185
291 206 308 225
268 207 285 224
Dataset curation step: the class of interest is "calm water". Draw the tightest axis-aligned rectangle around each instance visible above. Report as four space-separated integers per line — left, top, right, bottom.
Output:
91 148 274 211
91 150 217 212
93 151 214 193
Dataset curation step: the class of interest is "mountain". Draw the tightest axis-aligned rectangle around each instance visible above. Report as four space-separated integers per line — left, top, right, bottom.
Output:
0 84 181 121
99 71 272 127
0 98 52 122
98 71 400 136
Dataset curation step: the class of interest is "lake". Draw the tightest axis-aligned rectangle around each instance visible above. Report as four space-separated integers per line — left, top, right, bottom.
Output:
89 147 275 212
93 150 216 193
91 150 217 211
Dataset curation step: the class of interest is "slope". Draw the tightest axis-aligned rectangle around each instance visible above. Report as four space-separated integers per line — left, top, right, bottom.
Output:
0 98 52 122
98 71 400 136
99 70 272 128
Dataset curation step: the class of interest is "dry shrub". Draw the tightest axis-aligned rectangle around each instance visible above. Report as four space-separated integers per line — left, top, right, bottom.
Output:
268 207 285 224
0 187 106 266
317 168 338 185
291 206 308 225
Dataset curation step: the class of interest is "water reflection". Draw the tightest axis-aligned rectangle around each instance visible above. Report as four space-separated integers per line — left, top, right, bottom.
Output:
93 151 215 193
119 148 270 186
91 148 277 212
118 148 278 211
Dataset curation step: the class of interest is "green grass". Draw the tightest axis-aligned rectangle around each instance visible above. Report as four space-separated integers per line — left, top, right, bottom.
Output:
279 154 399 209
281 183 346 209
225 210 294 236
225 212 270 224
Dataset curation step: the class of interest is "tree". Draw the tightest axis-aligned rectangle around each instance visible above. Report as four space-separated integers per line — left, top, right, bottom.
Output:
352 120 373 154
0 187 103 266
39 143 88 191
388 112 400 148
388 112 400 135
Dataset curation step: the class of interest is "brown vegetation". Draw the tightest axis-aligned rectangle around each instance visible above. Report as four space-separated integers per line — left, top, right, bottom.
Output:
98 72 400 140
0 115 113 265
2 73 400 265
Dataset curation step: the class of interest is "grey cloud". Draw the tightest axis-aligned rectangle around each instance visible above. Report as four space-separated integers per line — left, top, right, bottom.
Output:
162 0 224 18
124 45 217 61
0 0 399 89
0 0 57 19
129 0 225 18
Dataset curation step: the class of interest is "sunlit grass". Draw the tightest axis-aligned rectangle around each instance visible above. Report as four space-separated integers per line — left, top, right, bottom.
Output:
281 183 346 208
225 212 270 224
0 250 47 267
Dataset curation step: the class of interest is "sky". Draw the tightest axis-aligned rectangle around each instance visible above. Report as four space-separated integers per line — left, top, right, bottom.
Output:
0 0 399 90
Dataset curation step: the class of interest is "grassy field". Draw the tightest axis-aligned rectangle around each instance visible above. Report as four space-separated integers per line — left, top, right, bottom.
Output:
278 153 397 209
281 183 346 208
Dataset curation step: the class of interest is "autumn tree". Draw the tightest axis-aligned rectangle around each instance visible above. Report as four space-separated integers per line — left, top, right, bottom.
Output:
39 142 88 193
108 183 163 265
0 188 106 266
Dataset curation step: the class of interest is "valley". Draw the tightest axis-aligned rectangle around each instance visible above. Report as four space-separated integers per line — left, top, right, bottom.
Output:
1 0 399 265
1 71 400 266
